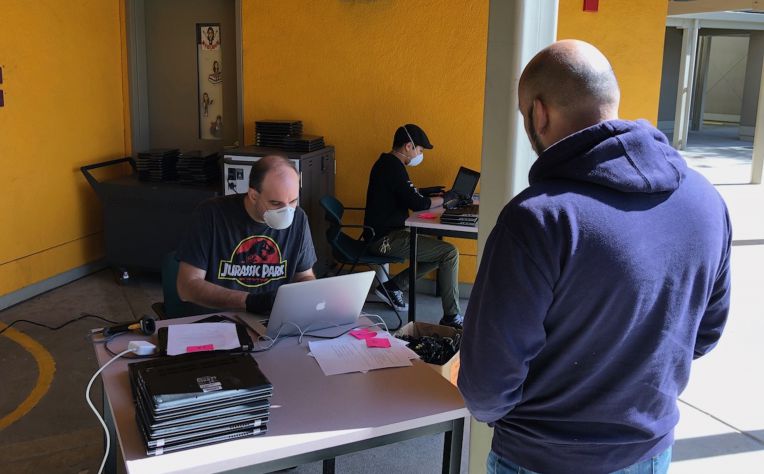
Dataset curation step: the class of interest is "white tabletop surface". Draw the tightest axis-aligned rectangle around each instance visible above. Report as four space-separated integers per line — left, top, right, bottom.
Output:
95 313 468 474
404 207 478 234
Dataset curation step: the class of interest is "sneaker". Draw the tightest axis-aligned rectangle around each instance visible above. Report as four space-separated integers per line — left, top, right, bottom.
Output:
439 314 464 329
374 281 409 311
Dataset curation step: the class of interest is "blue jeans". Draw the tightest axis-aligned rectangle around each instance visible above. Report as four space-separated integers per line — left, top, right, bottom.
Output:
486 447 672 474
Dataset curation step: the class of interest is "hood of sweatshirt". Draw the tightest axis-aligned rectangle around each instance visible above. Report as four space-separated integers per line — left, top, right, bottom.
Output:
528 119 687 194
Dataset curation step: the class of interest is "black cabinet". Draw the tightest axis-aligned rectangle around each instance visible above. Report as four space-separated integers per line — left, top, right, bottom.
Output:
222 146 336 277
81 158 220 276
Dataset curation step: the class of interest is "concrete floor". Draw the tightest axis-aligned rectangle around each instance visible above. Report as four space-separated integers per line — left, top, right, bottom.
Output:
0 269 467 474
674 123 756 185
1 131 763 472
3 232 763 474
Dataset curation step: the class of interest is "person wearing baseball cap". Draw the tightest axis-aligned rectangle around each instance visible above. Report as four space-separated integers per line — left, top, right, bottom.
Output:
362 124 464 329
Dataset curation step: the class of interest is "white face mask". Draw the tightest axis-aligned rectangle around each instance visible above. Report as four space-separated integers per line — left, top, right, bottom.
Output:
407 152 424 167
403 126 424 167
263 205 296 230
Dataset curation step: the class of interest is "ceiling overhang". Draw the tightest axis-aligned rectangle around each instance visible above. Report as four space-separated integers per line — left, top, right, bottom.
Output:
668 0 763 16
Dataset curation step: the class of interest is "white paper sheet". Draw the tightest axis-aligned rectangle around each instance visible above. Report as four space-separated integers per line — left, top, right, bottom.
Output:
307 332 418 376
166 323 241 356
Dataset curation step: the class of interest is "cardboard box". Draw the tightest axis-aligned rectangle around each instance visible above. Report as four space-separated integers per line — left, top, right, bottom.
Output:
395 322 461 386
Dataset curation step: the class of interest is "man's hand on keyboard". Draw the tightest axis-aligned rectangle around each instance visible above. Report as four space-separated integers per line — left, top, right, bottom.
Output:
443 190 462 209
443 190 472 209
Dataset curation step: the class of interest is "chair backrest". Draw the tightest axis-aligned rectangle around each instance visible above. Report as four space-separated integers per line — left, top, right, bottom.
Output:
160 251 215 319
319 195 345 226
319 195 361 263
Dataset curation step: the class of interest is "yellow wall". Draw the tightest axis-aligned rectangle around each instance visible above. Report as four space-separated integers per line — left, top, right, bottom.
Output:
0 0 669 296
0 1 129 296
558 0 669 123
241 0 489 282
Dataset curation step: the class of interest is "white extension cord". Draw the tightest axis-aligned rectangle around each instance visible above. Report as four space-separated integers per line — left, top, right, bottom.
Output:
86 341 156 474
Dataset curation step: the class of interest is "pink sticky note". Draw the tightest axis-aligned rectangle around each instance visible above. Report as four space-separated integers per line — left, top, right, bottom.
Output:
350 329 377 339
418 212 437 219
186 344 215 353
366 337 391 348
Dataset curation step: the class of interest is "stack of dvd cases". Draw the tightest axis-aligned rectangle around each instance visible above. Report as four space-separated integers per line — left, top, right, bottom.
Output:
176 151 220 185
255 120 303 148
128 352 272 456
136 149 180 182
283 134 325 152
254 120 326 152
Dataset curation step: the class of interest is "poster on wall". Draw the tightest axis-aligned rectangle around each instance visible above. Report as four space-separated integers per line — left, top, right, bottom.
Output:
197 23 223 140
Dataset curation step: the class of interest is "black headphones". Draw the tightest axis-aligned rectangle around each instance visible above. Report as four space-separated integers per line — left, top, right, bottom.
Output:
101 316 156 337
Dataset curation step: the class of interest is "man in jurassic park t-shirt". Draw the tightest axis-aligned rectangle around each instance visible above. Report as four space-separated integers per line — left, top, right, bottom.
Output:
176 155 317 314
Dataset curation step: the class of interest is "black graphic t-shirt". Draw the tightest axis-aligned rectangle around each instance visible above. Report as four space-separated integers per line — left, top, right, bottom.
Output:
176 194 317 294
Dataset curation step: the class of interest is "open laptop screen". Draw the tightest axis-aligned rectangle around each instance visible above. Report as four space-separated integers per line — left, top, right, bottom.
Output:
265 271 375 339
451 167 480 198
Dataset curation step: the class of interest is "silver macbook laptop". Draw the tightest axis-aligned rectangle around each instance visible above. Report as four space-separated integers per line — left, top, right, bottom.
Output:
265 271 375 339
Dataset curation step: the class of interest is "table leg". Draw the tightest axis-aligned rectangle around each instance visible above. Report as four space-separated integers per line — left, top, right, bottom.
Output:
435 236 443 297
103 389 117 474
409 228 418 323
442 418 464 474
323 457 336 474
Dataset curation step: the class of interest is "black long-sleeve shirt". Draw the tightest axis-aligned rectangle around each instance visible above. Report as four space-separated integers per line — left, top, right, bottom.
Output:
363 153 431 241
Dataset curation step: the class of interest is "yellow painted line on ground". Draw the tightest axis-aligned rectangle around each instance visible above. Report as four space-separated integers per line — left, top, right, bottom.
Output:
0 322 56 430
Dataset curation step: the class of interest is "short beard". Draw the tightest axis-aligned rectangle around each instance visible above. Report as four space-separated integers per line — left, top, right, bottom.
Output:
528 106 546 155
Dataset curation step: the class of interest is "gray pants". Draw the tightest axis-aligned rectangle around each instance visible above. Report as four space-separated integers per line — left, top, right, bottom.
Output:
368 229 461 316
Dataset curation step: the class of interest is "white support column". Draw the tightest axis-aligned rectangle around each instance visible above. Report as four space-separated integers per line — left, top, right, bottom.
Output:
478 0 558 257
672 19 700 150
750 58 764 184
470 0 558 471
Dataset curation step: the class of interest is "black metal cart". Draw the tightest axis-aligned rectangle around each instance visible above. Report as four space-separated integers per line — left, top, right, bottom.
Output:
81 158 219 282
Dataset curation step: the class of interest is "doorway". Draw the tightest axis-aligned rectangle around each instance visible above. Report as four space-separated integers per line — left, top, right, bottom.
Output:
126 0 242 154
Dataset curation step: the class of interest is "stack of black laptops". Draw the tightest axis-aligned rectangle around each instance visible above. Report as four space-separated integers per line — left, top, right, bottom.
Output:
254 120 326 152
440 166 481 227
440 204 479 227
176 151 220 185
136 149 180 182
129 352 272 456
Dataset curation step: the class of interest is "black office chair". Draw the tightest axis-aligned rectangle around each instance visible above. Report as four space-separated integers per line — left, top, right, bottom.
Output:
152 251 215 320
319 195 404 330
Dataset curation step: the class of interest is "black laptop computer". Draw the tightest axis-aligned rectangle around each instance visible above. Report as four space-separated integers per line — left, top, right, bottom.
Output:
130 352 272 412
442 167 480 225
451 166 480 199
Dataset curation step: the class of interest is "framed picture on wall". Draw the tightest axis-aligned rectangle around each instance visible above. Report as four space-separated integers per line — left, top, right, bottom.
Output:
197 23 223 140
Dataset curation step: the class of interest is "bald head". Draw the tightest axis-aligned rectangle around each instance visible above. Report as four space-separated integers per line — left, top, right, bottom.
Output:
520 40 619 119
518 40 620 154
245 154 299 223
248 155 298 192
